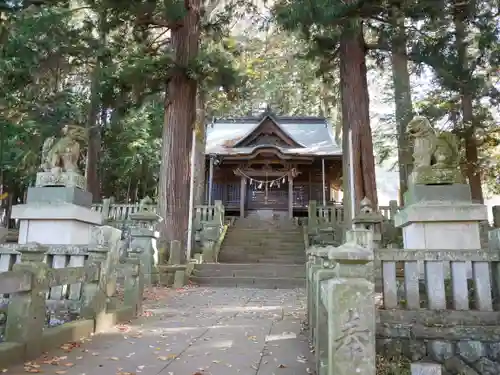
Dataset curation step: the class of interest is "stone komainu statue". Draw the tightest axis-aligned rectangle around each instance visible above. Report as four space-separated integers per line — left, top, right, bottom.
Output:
406 116 460 169
40 125 88 173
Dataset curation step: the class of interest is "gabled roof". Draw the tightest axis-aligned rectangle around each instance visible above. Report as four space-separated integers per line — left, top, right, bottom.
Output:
205 113 342 156
232 113 305 148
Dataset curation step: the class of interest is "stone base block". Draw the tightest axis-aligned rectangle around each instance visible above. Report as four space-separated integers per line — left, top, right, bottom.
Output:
409 166 464 185
26 186 92 208
395 201 488 228
35 171 86 190
12 202 102 244
404 184 471 206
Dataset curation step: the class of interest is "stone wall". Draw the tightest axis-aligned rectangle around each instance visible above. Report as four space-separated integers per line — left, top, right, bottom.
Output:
376 311 500 375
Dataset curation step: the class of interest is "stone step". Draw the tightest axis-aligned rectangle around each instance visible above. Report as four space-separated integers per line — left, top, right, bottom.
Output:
189 276 305 289
226 232 304 243
228 228 302 234
219 253 305 260
218 258 305 265
223 238 304 244
221 246 304 252
193 264 305 278
220 249 305 255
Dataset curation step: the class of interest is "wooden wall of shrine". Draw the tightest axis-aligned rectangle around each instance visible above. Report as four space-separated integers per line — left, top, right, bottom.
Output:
205 157 342 211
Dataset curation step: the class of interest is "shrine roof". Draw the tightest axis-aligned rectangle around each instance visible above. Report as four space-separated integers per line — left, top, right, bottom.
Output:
205 114 342 157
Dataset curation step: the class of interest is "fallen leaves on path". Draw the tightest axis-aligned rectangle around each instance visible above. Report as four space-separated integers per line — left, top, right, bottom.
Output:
23 363 41 373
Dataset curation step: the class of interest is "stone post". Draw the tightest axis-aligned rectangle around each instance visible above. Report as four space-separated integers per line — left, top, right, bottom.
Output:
493 206 500 229
82 229 114 333
308 200 317 230
214 200 224 225
101 197 112 223
5 244 48 359
129 207 162 285
0 227 7 243
321 229 376 375
389 199 399 219
306 245 331 343
168 240 182 265
124 246 144 316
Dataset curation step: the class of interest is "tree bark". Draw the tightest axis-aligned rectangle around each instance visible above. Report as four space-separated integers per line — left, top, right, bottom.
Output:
85 7 106 202
339 19 378 222
453 0 483 203
390 6 414 205
158 0 201 259
193 91 206 206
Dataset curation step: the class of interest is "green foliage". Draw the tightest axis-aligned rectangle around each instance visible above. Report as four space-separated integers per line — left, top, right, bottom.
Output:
101 98 163 200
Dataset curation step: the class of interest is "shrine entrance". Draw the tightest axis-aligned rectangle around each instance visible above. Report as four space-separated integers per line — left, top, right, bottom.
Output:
247 178 289 210
235 163 298 215
204 111 344 218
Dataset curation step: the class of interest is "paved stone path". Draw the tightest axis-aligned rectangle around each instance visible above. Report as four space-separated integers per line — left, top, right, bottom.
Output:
6 287 313 375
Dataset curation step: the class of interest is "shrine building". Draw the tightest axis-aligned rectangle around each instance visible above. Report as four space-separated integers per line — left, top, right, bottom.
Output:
204 110 343 217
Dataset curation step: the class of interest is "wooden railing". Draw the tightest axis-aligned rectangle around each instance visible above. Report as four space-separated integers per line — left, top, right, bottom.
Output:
0 241 144 367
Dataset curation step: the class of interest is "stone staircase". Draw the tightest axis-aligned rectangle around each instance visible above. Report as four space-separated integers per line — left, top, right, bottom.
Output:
190 211 306 288
189 263 305 288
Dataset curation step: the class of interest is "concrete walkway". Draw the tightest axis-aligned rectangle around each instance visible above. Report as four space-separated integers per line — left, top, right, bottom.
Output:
6 286 313 375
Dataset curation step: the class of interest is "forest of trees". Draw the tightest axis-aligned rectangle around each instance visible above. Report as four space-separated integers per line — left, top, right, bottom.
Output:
0 0 499 245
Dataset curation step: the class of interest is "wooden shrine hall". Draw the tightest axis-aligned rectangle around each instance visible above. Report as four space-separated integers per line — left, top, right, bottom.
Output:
204 111 343 217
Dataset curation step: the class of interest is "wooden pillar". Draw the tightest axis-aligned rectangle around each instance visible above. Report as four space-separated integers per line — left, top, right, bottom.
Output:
321 158 326 206
288 174 294 218
308 169 312 202
240 175 246 218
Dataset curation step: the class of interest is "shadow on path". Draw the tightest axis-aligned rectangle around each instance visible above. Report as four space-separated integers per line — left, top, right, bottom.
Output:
5 286 313 375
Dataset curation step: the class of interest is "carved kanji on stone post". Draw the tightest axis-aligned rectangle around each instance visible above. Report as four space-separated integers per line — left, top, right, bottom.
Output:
319 229 376 375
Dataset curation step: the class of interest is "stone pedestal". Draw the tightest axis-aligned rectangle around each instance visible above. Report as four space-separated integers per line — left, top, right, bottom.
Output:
395 200 487 250
11 172 102 245
395 184 488 278
403 183 471 206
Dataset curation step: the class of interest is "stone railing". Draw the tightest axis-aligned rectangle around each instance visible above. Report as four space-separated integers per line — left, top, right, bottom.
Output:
307 232 500 375
308 200 400 228
91 200 224 227
91 199 156 224
0 234 144 368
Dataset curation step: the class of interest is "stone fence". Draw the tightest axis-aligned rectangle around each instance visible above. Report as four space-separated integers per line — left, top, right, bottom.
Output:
307 200 499 249
91 199 225 228
307 229 500 375
0 227 145 368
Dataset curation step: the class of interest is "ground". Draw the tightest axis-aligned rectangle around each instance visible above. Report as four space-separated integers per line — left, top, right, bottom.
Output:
5 287 312 375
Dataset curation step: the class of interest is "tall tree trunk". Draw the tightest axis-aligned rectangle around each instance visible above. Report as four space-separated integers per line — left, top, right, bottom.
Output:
85 7 106 202
158 1 201 259
340 19 378 225
454 1 484 203
86 71 101 201
193 91 206 206
390 6 414 205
